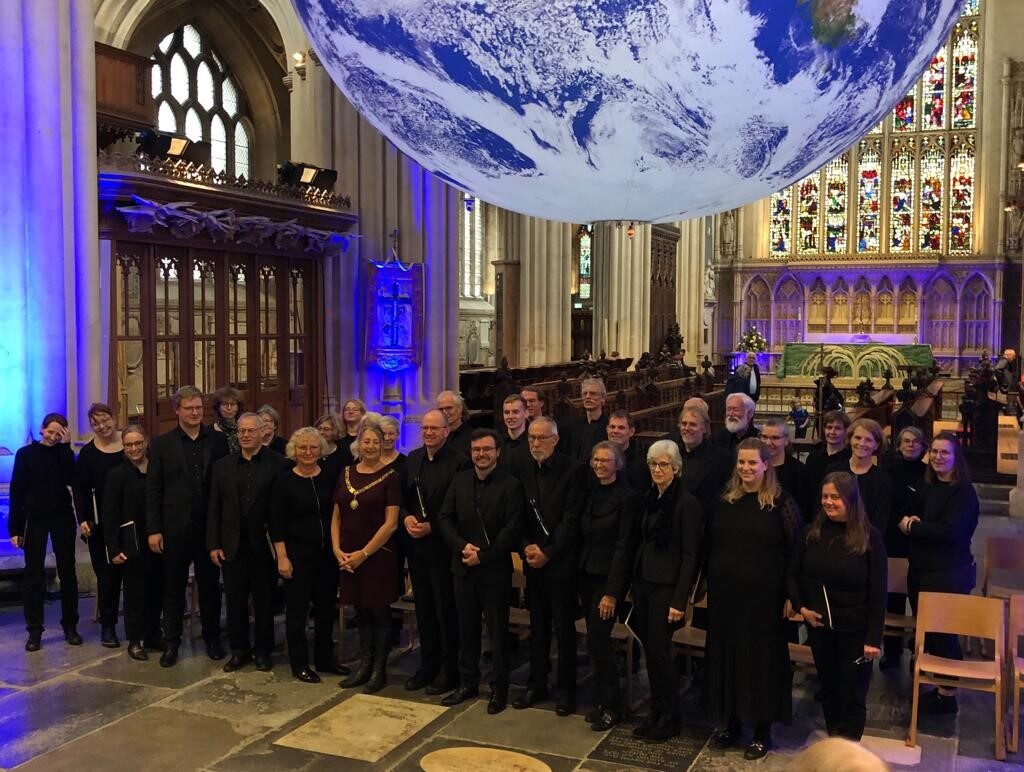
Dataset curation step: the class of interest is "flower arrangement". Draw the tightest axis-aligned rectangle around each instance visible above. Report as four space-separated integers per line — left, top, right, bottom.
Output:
737 327 768 353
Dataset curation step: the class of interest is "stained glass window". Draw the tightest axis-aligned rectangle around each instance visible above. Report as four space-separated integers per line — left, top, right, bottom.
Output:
856 140 881 253
770 186 792 254
949 139 974 253
151 24 252 177
762 2 979 259
919 139 945 252
951 22 977 129
578 228 592 302
890 145 915 253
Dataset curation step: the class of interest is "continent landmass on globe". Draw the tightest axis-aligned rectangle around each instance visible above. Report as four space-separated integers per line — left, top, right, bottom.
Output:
798 0 859 48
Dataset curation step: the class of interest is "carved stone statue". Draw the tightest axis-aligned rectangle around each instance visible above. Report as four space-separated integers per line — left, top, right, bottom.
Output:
720 209 737 258
704 264 716 299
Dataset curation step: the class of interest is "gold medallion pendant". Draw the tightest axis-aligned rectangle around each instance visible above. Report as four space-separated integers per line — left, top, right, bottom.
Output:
350 498 359 510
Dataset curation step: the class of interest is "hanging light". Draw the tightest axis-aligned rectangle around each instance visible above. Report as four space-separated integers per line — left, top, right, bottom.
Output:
626 222 636 239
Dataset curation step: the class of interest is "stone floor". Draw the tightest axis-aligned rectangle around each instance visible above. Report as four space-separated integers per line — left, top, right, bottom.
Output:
0 510 1023 771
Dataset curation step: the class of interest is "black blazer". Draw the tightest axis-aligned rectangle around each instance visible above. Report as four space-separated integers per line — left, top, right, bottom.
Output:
712 423 759 454
400 444 470 557
634 479 705 610
101 459 148 561
146 425 229 538
677 439 732 513
207 448 290 560
437 466 523 580
510 452 586 577
577 476 639 601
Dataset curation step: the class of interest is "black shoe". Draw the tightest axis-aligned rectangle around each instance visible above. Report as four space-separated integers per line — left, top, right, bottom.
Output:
340 658 373 689
744 740 771 760
64 628 83 646
24 634 41 652
425 676 458 696
585 706 604 723
254 654 273 672
101 626 120 648
712 727 741 749
633 712 661 737
293 668 321 684
223 653 252 672
644 715 681 743
512 687 549 710
405 671 436 691
487 690 508 715
205 640 226 660
159 644 179 668
920 689 958 714
316 662 350 676
555 696 576 717
127 641 148 661
440 685 479 706
591 708 619 731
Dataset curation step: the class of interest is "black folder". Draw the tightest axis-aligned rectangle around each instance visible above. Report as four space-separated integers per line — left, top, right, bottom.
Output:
119 521 141 560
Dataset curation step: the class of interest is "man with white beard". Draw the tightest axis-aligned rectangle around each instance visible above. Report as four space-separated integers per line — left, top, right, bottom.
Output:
712 393 758 454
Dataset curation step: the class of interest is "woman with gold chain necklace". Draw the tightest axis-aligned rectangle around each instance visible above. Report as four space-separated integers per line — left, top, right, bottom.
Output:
332 423 400 693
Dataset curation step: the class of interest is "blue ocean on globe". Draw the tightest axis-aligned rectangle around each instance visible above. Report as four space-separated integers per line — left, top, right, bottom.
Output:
292 0 963 223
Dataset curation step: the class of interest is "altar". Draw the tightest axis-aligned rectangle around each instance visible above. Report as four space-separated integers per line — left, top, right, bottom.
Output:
776 343 934 379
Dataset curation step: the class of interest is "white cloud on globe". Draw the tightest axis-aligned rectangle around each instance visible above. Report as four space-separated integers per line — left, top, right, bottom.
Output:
293 0 963 223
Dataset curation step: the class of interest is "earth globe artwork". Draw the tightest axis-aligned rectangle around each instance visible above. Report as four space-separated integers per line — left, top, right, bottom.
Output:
292 0 963 223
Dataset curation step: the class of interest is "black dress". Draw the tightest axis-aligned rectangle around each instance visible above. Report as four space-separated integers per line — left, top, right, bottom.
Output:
705 490 801 725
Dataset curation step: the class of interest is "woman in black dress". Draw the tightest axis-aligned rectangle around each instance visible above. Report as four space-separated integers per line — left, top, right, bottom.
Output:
879 426 927 669
577 441 639 732
72 402 125 647
760 418 806 519
706 437 801 760
631 439 703 742
827 418 893 535
790 471 886 740
270 427 346 682
899 431 979 714
102 425 163 660
257 404 287 455
332 423 401 693
211 386 243 453
317 412 349 487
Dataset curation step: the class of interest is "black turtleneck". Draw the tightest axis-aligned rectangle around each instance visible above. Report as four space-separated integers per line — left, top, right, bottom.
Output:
9 441 76 536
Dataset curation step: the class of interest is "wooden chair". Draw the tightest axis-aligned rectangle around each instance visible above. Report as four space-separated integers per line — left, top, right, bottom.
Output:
884 557 915 648
1009 594 1024 753
983 537 1024 600
672 595 708 678
906 591 1005 761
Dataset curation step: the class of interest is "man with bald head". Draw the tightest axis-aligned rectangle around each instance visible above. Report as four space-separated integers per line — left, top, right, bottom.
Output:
400 409 470 695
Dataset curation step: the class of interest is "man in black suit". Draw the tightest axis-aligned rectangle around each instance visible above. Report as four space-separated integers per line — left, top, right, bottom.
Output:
208 413 289 672
510 417 585 715
565 377 608 461
606 410 649 494
437 428 523 715
146 386 230 666
437 390 473 457
713 393 759 453
498 394 529 468
400 409 470 695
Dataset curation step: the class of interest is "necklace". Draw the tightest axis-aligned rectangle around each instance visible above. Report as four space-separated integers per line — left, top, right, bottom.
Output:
344 467 394 510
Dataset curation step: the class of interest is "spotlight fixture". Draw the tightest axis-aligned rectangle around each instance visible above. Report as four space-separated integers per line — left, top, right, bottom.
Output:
137 129 211 167
626 222 636 239
277 161 338 191
464 196 475 212
292 51 307 79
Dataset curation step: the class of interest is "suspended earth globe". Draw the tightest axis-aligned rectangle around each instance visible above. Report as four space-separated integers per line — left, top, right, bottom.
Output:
293 0 963 223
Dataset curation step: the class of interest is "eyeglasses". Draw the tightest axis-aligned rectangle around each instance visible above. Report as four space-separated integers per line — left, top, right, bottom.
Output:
237 428 260 435
123 441 145 450
647 461 673 470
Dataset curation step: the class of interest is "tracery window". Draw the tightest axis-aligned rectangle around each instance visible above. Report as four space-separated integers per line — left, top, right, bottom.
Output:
151 24 253 178
458 193 487 300
575 225 593 307
768 1 979 257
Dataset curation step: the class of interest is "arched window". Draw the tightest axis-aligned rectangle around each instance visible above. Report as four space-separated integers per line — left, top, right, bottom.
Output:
458 193 486 300
767 1 980 257
151 24 253 178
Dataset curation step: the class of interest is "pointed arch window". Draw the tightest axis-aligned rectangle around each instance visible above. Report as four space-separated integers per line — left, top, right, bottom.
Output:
458 193 487 300
150 24 253 178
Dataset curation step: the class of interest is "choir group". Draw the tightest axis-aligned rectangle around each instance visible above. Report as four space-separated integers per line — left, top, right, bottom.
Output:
8 381 978 761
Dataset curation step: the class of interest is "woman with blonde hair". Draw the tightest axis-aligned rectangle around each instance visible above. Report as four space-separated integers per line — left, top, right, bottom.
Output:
705 438 801 760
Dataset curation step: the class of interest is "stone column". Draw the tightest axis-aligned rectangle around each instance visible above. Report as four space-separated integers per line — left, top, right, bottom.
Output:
676 217 706 363
592 222 652 358
515 215 573 366
0 0 99 456
493 208 521 366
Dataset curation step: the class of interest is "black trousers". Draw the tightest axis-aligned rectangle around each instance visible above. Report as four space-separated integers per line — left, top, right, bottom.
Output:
23 517 79 633
407 539 459 681
454 571 511 691
632 577 682 719
525 563 578 695
284 546 338 672
807 626 873 740
122 550 163 642
908 562 976 661
579 572 622 712
222 539 276 656
161 522 222 645
85 526 123 627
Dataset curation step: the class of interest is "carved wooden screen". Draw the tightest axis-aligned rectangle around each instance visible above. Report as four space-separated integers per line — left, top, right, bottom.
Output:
111 244 318 436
